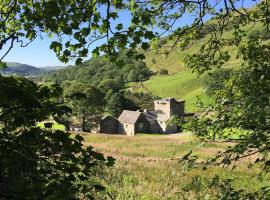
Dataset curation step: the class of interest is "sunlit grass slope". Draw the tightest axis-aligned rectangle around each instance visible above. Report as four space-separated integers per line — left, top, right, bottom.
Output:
138 22 269 111
78 133 270 199
129 71 212 111
144 20 267 74
37 121 65 131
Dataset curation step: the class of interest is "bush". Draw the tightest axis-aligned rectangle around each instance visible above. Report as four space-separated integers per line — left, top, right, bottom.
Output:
0 76 114 199
159 68 169 75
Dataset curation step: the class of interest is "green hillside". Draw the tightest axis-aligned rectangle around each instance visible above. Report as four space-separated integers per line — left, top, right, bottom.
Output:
129 71 211 111
1 62 42 76
132 21 270 111
144 20 269 74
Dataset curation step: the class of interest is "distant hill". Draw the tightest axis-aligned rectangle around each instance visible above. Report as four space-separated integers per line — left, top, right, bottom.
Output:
41 65 67 72
1 62 41 76
128 71 211 111
0 62 67 76
37 51 152 86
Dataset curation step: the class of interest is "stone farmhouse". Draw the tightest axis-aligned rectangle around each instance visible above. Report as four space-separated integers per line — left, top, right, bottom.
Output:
99 98 186 136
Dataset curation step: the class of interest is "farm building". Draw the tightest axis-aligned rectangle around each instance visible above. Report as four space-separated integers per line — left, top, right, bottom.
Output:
118 110 150 136
99 116 119 134
99 98 186 136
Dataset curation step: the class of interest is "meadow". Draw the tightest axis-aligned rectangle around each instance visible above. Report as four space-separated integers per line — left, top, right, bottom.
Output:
37 121 65 130
80 133 269 199
129 71 212 112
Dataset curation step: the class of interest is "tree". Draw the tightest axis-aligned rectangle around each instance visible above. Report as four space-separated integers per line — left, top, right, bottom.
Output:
0 75 114 199
98 78 122 92
159 68 169 75
124 91 156 110
107 93 125 118
38 51 152 89
64 82 105 132
204 68 232 96
184 38 270 198
1 0 269 66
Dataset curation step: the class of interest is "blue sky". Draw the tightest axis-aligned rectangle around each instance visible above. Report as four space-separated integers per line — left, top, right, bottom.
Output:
2 1 256 67
3 37 66 67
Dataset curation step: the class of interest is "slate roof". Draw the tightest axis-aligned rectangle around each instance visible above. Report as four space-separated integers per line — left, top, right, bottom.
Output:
118 110 142 124
142 110 159 122
157 114 170 122
102 115 117 121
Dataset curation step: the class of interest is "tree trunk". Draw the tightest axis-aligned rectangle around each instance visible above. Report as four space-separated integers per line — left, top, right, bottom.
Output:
65 122 70 131
82 116 86 132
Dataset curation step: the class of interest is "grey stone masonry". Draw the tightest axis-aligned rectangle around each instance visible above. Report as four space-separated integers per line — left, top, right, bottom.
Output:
154 98 185 117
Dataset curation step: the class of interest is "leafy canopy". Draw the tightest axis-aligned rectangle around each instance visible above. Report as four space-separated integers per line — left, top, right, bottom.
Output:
64 82 105 131
0 75 114 199
1 0 268 66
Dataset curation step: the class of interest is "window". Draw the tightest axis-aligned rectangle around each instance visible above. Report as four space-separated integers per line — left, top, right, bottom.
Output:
138 123 144 129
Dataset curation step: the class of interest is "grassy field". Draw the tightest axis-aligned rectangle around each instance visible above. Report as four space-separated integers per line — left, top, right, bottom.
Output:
129 71 212 111
79 133 269 199
37 121 65 131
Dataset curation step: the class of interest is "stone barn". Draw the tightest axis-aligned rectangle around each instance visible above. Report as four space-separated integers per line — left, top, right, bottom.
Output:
98 98 187 136
154 98 185 117
117 110 150 136
100 116 119 134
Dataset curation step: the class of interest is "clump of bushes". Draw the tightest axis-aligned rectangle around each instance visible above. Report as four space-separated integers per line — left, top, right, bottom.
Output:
159 68 169 75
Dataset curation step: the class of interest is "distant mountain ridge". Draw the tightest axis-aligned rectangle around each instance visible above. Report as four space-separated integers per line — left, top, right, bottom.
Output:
0 62 41 76
0 62 67 76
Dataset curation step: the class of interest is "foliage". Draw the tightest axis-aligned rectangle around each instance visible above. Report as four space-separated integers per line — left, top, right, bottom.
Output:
2 0 269 67
159 68 169 75
204 68 232 96
1 0 270 198
106 92 125 118
124 91 157 111
0 75 114 199
186 38 270 172
37 50 152 88
98 78 123 92
64 81 105 131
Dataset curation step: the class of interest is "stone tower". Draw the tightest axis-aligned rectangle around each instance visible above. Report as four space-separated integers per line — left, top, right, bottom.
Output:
154 98 185 117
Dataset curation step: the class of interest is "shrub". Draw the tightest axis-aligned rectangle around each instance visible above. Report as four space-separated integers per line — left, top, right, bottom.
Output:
159 68 169 75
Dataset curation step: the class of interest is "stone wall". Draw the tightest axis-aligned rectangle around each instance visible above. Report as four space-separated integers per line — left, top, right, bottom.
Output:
154 98 185 117
100 116 119 134
134 115 150 133
170 99 185 116
118 122 135 136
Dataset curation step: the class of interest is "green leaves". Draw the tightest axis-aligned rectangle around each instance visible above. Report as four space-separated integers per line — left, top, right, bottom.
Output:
50 41 62 53
1 0 268 68
0 76 114 199
75 57 83 65
0 61 7 68
186 38 270 172
116 23 123 31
